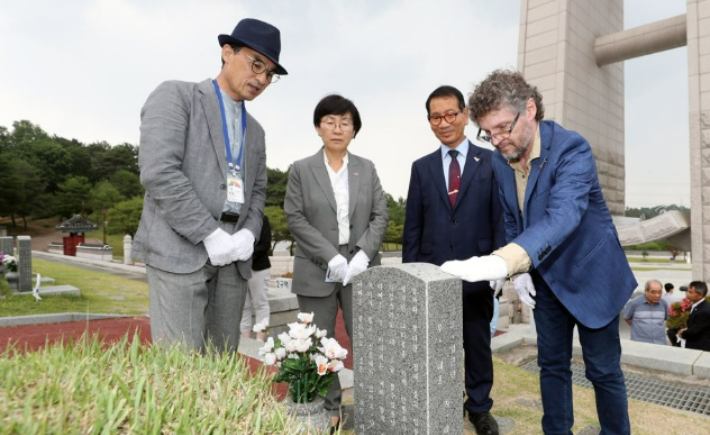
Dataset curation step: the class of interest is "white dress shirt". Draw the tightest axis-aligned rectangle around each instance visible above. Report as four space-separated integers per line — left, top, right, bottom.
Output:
324 151 350 245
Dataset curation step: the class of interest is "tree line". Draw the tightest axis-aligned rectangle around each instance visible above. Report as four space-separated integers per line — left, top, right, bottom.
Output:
0 120 407 248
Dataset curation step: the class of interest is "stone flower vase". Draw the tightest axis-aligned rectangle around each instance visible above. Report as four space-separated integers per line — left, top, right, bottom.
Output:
4 271 18 290
283 395 330 434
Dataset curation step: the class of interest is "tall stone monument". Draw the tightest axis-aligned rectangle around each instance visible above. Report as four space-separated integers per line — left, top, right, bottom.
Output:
352 264 462 435
518 0 709 280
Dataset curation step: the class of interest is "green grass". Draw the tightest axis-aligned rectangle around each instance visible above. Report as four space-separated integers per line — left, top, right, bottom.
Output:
0 259 149 317
0 334 306 434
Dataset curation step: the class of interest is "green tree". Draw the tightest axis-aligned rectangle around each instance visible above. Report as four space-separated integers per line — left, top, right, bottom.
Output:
7 120 49 147
264 205 293 254
109 169 144 199
88 181 124 217
383 193 406 247
108 197 144 236
10 159 46 229
266 166 289 208
0 153 22 220
54 176 92 218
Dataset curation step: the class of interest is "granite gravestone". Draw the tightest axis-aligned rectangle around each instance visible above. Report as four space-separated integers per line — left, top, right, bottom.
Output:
17 236 32 292
0 236 13 257
352 263 462 435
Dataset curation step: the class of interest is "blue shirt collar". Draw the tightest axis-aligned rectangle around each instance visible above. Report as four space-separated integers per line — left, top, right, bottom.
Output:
440 137 469 160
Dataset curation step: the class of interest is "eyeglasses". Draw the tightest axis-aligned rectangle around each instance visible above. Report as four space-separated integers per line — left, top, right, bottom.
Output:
477 112 521 143
646 290 662 295
238 51 280 83
428 110 462 126
320 117 353 131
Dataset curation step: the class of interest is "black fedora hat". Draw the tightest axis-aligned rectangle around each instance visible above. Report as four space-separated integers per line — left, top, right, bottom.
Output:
218 18 288 75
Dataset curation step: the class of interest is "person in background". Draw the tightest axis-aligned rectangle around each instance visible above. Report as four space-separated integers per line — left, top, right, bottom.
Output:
662 282 683 305
241 215 272 342
677 281 710 351
284 94 389 432
623 279 669 345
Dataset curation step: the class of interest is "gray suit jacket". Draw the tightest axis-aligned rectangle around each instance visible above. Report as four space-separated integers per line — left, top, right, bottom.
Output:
133 79 267 278
284 149 389 297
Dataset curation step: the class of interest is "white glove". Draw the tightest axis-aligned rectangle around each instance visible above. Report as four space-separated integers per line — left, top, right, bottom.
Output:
490 278 506 299
203 228 238 266
343 250 370 286
231 229 255 262
513 273 536 309
440 255 508 282
326 254 348 283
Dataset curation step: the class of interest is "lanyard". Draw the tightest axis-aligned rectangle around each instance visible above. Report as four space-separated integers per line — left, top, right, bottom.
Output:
212 80 246 172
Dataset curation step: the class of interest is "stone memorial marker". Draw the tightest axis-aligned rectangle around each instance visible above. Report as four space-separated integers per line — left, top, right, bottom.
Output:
353 263 462 435
0 236 13 257
17 236 32 292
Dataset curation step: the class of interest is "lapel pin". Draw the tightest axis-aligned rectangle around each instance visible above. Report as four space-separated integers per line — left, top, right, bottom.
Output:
474 156 480 162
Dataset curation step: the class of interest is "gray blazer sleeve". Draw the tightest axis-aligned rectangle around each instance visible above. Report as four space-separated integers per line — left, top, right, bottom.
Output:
139 81 218 245
355 161 388 260
284 159 340 265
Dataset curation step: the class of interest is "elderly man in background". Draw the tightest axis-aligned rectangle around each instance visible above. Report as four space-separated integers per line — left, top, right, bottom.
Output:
624 280 669 345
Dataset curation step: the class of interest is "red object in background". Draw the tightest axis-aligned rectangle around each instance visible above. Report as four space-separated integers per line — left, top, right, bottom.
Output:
62 233 85 256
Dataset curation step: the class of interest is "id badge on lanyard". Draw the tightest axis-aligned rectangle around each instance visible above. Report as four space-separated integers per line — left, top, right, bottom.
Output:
213 80 247 204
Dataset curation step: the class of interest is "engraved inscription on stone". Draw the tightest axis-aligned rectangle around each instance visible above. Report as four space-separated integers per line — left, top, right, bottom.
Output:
0 237 13 258
353 264 462 434
17 236 32 292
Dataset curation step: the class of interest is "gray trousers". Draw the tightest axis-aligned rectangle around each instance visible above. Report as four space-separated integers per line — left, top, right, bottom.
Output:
295 245 353 416
147 233 248 353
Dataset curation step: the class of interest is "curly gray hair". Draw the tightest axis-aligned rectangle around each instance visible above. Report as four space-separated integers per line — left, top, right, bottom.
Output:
468 69 545 124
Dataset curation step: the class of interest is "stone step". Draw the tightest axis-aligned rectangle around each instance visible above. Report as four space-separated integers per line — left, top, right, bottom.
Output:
12 284 81 297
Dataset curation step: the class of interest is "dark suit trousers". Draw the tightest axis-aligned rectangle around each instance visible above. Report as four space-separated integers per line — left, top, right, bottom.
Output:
463 280 494 413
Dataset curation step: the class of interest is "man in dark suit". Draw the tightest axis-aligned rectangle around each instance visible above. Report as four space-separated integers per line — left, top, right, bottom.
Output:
443 70 637 434
678 281 710 351
133 19 287 353
403 85 505 435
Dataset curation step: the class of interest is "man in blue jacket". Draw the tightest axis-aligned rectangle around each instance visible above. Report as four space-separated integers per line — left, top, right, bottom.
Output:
442 70 637 435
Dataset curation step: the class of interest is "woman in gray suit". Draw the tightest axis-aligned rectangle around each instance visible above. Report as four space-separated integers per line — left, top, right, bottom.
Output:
284 95 389 430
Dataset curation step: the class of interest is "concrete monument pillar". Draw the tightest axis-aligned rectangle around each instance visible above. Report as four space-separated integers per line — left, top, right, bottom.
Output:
352 264 462 435
123 234 132 265
518 0 625 215
687 0 710 280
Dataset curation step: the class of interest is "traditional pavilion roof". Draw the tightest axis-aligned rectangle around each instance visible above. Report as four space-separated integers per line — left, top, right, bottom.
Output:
56 215 99 233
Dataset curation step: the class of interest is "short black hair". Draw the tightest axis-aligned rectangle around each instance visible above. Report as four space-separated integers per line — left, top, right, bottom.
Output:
313 94 362 137
664 283 674 293
426 85 465 116
689 281 708 297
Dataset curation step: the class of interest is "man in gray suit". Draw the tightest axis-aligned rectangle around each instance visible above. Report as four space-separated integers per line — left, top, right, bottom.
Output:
133 18 287 353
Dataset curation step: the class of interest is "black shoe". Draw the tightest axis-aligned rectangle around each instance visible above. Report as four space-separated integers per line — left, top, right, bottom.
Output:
468 411 499 435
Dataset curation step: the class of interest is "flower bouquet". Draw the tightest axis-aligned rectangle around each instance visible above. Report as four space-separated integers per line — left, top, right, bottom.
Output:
668 295 710 329
0 252 18 273
255 312 347 403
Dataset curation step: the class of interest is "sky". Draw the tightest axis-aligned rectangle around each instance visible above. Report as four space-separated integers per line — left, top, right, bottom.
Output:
0 0 690 208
